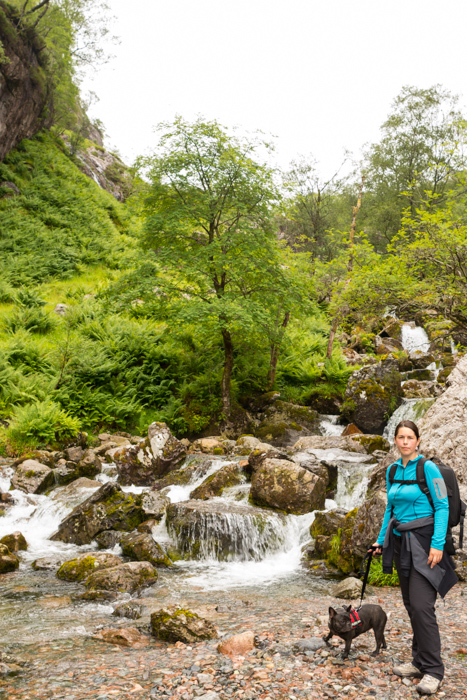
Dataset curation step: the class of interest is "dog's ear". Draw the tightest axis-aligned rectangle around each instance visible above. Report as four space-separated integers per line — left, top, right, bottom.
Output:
344 605 352 612
329 607 336 617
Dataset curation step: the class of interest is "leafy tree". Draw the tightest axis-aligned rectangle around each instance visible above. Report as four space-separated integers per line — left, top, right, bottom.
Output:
137 117 312 419
361 85 467 250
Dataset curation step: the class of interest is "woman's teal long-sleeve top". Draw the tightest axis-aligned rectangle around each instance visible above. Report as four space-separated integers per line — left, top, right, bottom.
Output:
376 455 449 550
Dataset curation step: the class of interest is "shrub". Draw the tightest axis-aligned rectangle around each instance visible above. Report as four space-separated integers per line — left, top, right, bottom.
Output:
7 399 81 450
1 307 57 334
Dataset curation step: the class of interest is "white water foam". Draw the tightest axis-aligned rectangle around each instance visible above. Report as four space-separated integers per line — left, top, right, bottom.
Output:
401 324 430 353
383 398 435 442
319 415 345 437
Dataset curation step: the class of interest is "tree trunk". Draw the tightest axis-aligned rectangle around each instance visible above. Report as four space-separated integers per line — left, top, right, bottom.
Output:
267 311 290 388
221 328 234 419
325 316 340 360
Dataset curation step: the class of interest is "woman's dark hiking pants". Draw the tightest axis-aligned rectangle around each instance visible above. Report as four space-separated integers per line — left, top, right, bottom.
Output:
394 538 444 680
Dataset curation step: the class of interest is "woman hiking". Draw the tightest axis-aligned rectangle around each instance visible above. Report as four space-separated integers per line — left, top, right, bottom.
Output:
371 420 457 696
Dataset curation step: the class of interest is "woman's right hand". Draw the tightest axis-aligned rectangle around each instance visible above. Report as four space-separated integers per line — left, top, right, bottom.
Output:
369 542 382 555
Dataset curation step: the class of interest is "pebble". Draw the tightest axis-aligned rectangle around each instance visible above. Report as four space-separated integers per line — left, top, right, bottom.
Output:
2 585 467 699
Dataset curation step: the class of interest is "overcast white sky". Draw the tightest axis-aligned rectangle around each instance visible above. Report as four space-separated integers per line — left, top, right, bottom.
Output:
84 0 467 177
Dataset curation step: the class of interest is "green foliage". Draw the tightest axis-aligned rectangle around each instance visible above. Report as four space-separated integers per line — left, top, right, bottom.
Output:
7 399 81 450
367 557 400 587
1 306 57 334
0 131 134 285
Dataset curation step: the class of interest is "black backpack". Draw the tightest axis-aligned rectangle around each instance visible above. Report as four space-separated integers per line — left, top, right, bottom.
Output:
388 457 466 555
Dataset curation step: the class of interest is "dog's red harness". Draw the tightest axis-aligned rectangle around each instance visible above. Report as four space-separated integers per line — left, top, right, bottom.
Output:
350 609 363 628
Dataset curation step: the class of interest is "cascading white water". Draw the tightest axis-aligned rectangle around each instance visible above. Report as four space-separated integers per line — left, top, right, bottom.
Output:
383 397 435 442
401 323 431 353
319 414 345 437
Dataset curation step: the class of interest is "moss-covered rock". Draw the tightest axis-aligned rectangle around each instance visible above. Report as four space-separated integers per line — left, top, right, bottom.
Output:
150 606 218 643
342 359 403 434
120 532 173 567
254 401 321 447
85 561 158 592
349 435 390 454
0 543 19 573
11 459 55 494
310 511 346 539
56 552 122 582
250 458 326 514
190 463 244 500
0 531 27 552
50 482 148 545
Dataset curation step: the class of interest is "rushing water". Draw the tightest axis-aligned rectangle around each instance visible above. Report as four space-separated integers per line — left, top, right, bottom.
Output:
0 437 375 642
401 323 431 353
383 397 435 442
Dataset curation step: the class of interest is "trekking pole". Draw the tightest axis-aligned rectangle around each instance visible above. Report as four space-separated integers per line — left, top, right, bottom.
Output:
356 546 376 610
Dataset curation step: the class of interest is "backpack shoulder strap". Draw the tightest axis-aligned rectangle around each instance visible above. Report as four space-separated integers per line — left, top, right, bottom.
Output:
416 456 434 510
388 463 398 484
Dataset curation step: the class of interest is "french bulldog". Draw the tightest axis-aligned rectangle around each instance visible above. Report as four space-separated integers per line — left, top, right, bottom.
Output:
323 604 387 659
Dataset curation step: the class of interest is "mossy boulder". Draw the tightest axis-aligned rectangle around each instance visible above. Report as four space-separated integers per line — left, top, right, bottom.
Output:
349 435 390 454
11 459 55 494
56 552 122 582
120 532 173 567
0 543 19 573
50 482 148 545
250 458 326 514
152 456 214 491
310 511 346 539
350 491 387 561
0 531 27 552
150 605 218 643
336 509 359 573
254 401 321 447
190 463 244 500
342 359 403 434
85 561 158 593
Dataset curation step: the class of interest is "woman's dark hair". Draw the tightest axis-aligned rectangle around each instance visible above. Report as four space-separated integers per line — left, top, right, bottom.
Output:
394 420 420 439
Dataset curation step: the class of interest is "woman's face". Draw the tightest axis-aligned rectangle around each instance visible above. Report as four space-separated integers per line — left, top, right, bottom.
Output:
394 427 420 457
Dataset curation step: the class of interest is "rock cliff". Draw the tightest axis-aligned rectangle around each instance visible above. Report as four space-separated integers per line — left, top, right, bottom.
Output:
0 3 51 161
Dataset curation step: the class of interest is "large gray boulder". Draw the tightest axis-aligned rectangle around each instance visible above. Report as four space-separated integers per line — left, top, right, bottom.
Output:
114 422 186 486
342 359 403 434
11 459 55 494
50 482 147 545
253 400 321 447
250 458 326 514
419 354 467 499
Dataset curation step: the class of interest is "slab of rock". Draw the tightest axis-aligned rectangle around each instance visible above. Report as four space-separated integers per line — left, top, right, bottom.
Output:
120 532 173 567
64 446 84 462
32 557 63 571
150 605 219 643
331 577 363 600
92 627 149 648
350 490 387 559
114 422 186 486
310 510 347 539
50 482 147 545
113 601 144 619
0 531 27 552
0 544 19 573
11 460 55 494
95 530 123 549
190 463 243 500
250 458 326 514
342 358 403 434
140 490 170 520
293 637 326 653
217 630 255 656
50 477 101 505
254 400 321 447
419 353 467 499
85 561 158 592
56 552 122 582
192 437 228 454
293 436 367 453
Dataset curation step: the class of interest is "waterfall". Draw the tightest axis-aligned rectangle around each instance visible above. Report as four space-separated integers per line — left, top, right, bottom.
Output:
401 323 430 353
319 414 345 436
383 397 435 442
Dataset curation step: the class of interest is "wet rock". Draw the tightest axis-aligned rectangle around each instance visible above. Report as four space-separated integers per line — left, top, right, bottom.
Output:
64 446 84 462
192 437 229 455
0 531 27 552
50 477 101 505
292 435 367 453
93 440 119 456
254 400 321 447
86 561 158 592
93 627 150 647
56 552 122 582
50 482 147 545
342 424 363 436
32 556 63 571
120 532 173 567
11 459 55 494
0 543 19 573
113 601 144 619
350 490 387 560
152 455 215 491
218 630 255 656
74 589 118 602
293 637 326 653
166 499 286 561
342 359 403 434
95 530 123 549
140 490 170 521
331 577 363 599
310 511 347 539
250 458 326 514
190 463 244 499
306 559 341 577
114 422 186 486
137 518 158 533
150 605 219 643
246 446 289 477
76 449 101 479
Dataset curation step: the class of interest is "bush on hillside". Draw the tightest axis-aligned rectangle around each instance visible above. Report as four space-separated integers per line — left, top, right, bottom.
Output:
7 400 81 450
